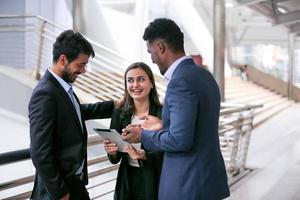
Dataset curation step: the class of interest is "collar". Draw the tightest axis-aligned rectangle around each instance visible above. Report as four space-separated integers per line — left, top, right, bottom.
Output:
48 68 72 93
164 56 190 81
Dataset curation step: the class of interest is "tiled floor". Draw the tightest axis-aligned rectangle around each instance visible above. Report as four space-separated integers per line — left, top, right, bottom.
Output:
263 161 300 199
229 103 300 200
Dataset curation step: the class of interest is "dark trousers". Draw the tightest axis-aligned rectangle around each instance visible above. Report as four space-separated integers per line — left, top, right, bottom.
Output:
69 180 90 200
128 165 146 200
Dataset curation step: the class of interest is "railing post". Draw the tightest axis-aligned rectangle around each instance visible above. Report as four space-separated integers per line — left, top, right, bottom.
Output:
34 20 46 80
229 113 243 174
239 110 254 170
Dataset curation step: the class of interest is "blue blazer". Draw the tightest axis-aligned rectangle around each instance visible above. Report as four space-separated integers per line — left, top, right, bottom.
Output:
142 59 230 200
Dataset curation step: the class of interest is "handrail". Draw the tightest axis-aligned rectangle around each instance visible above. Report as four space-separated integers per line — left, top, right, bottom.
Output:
36 14 132 68
0 134 105 167
0 134 118 199
36 15 131 65
0 14 167 93
0 15 264 198
220 103 263 116
0 14 128 65
0 149 30 165
35 15 68 30
0 103 262 199
0 15 36 19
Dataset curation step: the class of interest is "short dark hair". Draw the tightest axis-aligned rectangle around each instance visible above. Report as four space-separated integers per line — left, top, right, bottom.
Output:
143 18 184 52
121 62 161 118
52 30 95 63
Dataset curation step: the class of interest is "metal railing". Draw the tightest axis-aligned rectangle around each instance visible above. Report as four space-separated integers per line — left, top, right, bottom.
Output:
0 15 262 198
220 103 263 185
0 15 167 101
0 135 118 200
0 103 262 199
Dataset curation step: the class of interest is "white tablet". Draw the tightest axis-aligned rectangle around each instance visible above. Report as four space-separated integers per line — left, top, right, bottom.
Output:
93 128 129 152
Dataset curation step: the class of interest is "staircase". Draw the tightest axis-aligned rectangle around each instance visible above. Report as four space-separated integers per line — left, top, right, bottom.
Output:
225 76 295 127
75 70 295 129
74 67 167 103
0 15 296 200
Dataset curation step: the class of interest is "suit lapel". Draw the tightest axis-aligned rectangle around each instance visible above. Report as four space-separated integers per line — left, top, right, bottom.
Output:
163 58 194 130
46 71 85 137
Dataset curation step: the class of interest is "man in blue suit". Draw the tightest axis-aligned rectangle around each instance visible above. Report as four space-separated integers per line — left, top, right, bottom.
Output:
122 18 230 200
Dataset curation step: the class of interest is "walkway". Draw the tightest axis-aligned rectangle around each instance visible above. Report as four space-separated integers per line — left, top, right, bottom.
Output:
229 103 300 200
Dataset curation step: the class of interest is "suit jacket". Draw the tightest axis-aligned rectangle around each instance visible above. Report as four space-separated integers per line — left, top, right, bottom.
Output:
108 103 163 200
142 58 230 200
29 70 114 200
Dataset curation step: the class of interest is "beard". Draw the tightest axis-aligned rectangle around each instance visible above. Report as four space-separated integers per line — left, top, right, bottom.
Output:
154 59 167 75
159 67 166 75
61 64 75 83
158 64 168 75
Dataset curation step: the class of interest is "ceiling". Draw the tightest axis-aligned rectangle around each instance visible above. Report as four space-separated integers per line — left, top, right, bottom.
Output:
95 0 300 47
237 0 300 35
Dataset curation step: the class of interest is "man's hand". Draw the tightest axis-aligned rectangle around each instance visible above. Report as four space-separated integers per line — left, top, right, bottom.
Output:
124 144 146 160
122 126 142 143
141 115 163 131
103 139 118 155
60 193 70 200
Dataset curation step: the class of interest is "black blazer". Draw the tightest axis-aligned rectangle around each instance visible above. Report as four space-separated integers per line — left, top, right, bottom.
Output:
29 70 114 200
108 103 163 200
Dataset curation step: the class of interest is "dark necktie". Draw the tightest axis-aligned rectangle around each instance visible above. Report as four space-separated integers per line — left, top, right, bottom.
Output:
68 86 83 129
68 86 84 174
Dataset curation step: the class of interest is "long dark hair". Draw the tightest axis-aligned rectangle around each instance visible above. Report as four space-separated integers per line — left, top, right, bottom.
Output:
121 62 161 118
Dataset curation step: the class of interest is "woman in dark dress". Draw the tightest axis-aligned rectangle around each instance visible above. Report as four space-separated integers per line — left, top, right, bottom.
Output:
104 62 163 200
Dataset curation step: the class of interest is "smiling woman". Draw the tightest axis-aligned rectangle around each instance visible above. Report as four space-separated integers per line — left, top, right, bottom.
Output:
126 67 153 104
122 62 161 118
103 62 163 200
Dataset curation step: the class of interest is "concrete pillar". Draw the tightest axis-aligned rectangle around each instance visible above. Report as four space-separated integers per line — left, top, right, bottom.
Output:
288 33 295 100
73 0 82 31
213 0 226 102
135 0 148 59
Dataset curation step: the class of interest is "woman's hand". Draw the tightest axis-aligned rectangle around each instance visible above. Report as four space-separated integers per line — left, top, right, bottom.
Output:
103 139 118 155
141 115 163 131
124 144 146 160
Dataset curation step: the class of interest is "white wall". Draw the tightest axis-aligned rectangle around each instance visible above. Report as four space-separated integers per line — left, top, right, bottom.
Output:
74 0 147 64
73 0 216 74
0 0 26 68
25 0 73 28
23 0 73 71
0 0 25 14
0 0 73 70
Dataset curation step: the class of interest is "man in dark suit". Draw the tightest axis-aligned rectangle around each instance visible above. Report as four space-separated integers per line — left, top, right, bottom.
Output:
122 18 230 200
29 30 115 200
